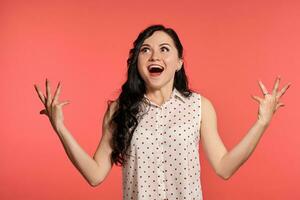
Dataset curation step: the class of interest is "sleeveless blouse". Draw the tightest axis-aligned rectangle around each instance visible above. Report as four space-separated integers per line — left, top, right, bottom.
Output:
122 88 203 200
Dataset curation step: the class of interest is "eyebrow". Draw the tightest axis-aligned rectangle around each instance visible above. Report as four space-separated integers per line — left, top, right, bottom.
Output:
141 43 172 47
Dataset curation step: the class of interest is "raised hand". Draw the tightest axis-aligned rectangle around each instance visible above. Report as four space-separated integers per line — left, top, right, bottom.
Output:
34 79 70 133
251 76 291 126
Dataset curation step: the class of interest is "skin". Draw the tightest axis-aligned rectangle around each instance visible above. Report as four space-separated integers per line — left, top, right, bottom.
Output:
34 30 291 185
34 79 114 186
137 30 183 106
201 77 291 179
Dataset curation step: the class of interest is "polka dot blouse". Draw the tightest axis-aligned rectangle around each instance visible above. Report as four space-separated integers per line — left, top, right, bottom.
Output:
122 88 202 200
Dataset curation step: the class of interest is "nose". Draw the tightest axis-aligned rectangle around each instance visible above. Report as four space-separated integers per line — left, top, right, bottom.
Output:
149 49 161 61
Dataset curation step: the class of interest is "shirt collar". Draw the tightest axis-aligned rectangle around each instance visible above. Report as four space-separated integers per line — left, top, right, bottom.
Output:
173 88 186 103
143 88 186 106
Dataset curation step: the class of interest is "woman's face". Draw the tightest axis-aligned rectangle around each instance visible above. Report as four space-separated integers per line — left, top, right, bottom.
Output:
137 31 183 91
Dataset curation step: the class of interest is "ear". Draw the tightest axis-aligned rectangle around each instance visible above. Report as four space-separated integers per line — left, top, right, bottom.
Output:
177 59 183 71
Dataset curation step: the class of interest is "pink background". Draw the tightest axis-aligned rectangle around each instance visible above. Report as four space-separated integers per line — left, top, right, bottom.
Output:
1 0 299 199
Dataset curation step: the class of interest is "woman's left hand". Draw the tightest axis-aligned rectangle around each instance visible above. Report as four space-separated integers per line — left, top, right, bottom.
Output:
251 76 291 127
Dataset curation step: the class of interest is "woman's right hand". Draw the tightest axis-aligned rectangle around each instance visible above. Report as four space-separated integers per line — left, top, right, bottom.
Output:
34 79 70 133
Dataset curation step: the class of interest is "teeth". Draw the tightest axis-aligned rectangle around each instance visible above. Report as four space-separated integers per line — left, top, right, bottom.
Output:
148 65 164 70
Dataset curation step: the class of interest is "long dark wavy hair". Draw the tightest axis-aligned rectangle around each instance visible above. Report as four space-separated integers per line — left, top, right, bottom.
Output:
108 24 194 167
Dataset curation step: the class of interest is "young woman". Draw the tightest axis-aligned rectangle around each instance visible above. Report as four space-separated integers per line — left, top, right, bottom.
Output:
34 24 291 200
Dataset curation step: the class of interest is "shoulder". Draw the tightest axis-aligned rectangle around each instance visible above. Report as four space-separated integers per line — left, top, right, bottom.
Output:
108 100 118 112
191 91 216 115
199 95 218 123
105 100 119 120
187 89 202 101
201 95 213 108
102 100 119 132
190 90 212 108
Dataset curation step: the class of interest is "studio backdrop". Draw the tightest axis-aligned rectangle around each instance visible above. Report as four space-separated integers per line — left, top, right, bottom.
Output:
1 0 299 199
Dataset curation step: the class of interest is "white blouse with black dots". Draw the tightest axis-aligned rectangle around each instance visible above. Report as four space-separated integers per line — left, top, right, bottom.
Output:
122 88 202 200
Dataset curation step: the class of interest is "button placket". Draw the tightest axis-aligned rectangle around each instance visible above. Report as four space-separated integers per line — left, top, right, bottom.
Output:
156 106 167 199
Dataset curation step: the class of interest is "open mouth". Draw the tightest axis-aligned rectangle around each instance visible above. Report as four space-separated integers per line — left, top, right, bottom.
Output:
148 65 164 76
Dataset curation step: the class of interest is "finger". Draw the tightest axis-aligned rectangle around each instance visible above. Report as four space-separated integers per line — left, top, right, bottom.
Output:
272 76 281 95
251 95 262 103
277 82 291 98
52 81 61 105
58 100 70 107
275 103 285 110
39 109 48 115
34 84 46 104
46 79 52 106
258 80 269 95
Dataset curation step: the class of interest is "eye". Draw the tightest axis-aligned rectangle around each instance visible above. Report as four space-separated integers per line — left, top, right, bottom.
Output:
161 46 169 52
140 47 150 53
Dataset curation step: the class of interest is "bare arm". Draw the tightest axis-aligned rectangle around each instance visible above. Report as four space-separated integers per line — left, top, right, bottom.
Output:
56 101 116 186
34 79 117 187
201 97 267 180
200 77 290 180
